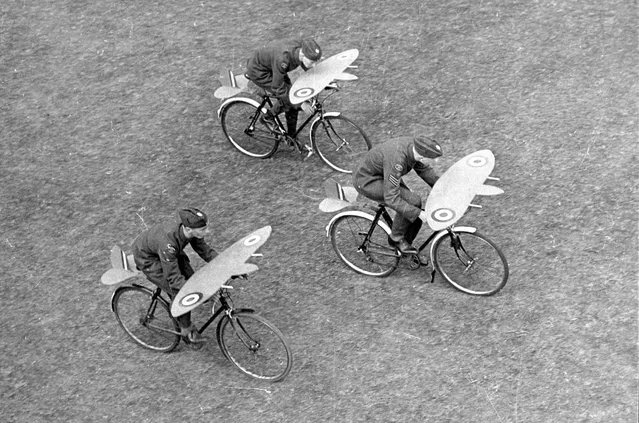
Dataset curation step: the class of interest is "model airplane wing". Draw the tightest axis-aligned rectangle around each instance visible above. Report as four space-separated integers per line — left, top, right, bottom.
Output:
171 226 272 317
100 245 141 285
424 150 503 231
289 49 359 104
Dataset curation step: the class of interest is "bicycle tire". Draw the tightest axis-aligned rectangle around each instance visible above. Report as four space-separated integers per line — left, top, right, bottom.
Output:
112 285 181 352
329 213 399 277
432 229 509 296
220 98 279 158
216 311 292 382
310 114 371 173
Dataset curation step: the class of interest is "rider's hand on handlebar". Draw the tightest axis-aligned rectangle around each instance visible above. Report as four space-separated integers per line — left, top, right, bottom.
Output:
301 101 314 115
418 210 429 222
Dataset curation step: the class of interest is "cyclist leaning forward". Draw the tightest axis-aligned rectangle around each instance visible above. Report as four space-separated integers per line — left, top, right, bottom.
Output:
352 135 443 255
131 207 217 344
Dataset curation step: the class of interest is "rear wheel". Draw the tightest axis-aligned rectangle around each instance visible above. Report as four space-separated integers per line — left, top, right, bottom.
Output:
220 98 279 158
329 213 399 276
432 230 509 296
217 311 292 382
112 286 180 352
311 114 371 173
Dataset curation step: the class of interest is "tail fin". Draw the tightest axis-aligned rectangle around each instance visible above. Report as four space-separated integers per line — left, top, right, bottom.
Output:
319 179 359 213
109 246 136 271
110 246 127 270
324 179 346 200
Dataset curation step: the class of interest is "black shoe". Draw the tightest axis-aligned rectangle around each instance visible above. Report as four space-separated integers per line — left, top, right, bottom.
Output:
181 327 209 344
388 237 418 255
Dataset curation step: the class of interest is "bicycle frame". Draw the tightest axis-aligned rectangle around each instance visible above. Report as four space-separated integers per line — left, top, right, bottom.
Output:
350 205 480 280
252 94 328 140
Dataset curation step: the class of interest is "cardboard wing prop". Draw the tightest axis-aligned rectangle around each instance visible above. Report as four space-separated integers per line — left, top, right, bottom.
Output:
289 49 359 104
171 226 272 317
424 150 503 231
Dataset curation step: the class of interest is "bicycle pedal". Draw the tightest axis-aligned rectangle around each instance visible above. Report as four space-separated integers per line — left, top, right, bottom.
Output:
301 145 314 160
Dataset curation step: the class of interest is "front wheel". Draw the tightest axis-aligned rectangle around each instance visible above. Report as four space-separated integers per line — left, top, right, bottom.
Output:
112 285 181 352
219 98 279 158
310 114 371 173
216 311 292 382
329 213 399 277
432 230 509 296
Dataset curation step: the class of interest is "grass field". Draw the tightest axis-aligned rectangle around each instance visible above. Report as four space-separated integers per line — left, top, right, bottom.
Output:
1 0 637 422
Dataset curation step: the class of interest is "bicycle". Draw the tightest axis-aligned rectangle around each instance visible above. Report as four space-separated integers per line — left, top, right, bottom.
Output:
321 150 509 296
217 82 371 173
326 203 508 296
110 277 292 382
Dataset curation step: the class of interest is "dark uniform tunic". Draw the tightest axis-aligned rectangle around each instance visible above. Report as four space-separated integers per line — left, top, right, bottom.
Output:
132 223 217 326
245 39 304 99
245 39 306 134
353 136 439 242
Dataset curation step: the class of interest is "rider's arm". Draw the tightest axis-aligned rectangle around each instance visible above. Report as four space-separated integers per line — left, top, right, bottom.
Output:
382 154 422 222
158 243 186 289
413 162 439 187
190 237 218 263
270 54 292 99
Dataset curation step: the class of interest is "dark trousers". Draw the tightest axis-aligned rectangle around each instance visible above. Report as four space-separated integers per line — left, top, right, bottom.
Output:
355 179 423 244
135 257 194 329
247 79 300 135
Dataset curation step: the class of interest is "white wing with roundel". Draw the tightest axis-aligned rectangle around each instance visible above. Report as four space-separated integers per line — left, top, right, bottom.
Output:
424 150 503 231
171 226 272 317
289 49 359 104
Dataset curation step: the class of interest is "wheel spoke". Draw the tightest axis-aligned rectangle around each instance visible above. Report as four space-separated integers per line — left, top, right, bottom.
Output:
433 231 508 296
330 214 398 276
312 115 371 173
218 313 292 382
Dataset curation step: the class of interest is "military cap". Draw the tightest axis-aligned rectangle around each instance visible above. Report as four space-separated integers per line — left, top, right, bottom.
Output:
413 135 443 159
178 207 208 228
301 38 322 61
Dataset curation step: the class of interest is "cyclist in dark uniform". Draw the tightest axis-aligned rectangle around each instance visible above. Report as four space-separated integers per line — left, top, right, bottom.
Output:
245 38 322 139
132 207 217 344
352 135 443 255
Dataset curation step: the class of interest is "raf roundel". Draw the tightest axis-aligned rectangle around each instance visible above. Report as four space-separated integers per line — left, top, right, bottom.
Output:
466 155 488 168
293 87 315 99
243 234 261 246
432 208 456 223
180 292 203 307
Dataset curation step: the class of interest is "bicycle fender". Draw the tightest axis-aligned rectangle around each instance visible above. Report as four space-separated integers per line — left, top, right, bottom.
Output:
217 97 262 118
325 210 392 238
428 226 477 272
310 111 342 128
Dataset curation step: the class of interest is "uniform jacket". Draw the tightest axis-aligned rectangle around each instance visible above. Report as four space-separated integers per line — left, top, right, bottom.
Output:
245 39 305 98
353 137 439 221
132 223 217 288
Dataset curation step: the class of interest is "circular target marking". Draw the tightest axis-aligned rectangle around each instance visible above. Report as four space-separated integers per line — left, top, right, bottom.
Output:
243 234 261 246
180 292 203 307
467 155 488 167
293 87 315 99
431 208 456 223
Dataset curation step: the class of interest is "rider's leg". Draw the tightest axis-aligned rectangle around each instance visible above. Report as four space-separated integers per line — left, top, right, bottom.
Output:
354 179 421 250
138 260 204 341
284 106 299 136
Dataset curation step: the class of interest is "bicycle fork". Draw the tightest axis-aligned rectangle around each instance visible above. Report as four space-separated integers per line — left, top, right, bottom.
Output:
228 312 260 352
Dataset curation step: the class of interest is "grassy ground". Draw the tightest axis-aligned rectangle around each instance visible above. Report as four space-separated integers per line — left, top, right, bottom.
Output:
1 0 637 422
